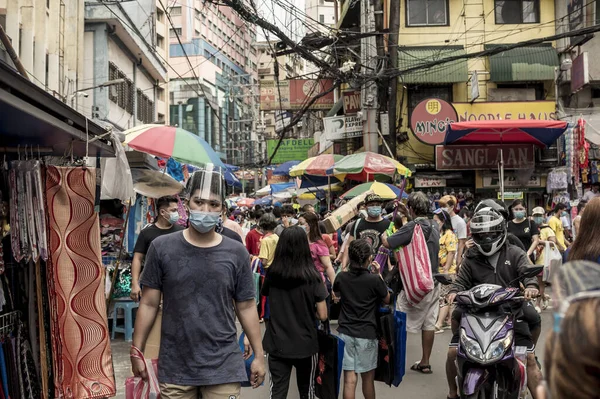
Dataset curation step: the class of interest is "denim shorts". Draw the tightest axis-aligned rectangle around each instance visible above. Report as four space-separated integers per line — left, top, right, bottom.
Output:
338 333 378 373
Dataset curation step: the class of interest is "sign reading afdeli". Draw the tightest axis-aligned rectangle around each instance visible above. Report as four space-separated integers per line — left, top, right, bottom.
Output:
435 145 535 170
410 99 557 146
267 138 314 164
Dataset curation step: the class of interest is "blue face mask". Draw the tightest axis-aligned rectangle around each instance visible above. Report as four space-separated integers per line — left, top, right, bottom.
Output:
562 211 568 217
514 211 526 220
367 206 382 218
189 210 221 233
533 216 544 225
167 211 180 224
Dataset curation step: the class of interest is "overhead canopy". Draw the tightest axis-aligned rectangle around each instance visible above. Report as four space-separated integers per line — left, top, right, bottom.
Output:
398 46 468 84
444 120 569 148
0 60 114 157
486 44 558 82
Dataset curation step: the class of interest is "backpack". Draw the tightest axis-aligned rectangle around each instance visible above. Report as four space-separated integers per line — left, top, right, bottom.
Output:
394 222 434 306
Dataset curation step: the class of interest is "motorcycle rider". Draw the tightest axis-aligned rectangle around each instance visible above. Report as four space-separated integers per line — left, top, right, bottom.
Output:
445 205 542 399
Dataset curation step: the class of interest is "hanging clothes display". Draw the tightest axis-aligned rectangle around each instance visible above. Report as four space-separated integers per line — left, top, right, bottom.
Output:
45 166 116 399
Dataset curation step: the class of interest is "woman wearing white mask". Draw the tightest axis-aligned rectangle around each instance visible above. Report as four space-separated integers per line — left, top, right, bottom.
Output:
507 199 540 262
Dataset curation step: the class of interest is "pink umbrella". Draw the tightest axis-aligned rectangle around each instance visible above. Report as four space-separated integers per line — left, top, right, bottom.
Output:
237 198 255 207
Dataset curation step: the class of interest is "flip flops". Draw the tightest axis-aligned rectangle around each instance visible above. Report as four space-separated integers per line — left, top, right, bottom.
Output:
411 362 432 374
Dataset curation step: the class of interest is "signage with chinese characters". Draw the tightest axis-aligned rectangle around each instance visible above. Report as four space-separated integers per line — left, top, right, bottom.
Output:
410 99 458 145
342 90 361 114
260 79 335 111
414 177 446 188
435 145 535 170
410 99 557 146
323 115 363 141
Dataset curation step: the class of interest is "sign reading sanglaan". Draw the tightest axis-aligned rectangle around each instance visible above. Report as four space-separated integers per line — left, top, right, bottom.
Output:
323 115 363 141
435 145 535 170
267 138 314 164
260 79 335 111
410 99 557 146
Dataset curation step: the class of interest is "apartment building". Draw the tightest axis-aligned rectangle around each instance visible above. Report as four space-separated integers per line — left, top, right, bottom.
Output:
166 0 258 162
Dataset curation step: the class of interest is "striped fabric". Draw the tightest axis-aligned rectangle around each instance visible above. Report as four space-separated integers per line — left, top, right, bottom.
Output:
395 224 434 306
45 166 116 398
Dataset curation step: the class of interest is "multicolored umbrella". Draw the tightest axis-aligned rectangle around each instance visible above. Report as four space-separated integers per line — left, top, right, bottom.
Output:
340 182 408 200
237 198 255 207
289 154 343 177
123 124 225 168
327 152 411 181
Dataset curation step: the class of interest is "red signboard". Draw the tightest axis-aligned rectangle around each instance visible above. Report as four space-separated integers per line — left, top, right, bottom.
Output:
435 145 535 170
410 99 458 145
260 79 335 111
571 52 589 93
342 90 361 114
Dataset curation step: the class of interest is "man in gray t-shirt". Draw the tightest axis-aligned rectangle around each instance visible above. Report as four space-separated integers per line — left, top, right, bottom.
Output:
131 169 265 398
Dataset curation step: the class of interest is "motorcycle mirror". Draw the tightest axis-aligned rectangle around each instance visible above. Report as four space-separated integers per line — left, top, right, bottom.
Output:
434 273 453 286
506 265 545 287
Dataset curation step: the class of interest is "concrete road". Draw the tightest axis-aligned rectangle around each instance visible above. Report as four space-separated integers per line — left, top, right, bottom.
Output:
112 309 552 399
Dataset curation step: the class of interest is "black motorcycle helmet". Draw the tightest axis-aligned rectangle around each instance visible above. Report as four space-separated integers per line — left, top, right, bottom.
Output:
470 206 507 256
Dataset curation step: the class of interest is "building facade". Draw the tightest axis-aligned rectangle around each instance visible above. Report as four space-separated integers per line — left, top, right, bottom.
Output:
0 0 85 104
166 0 258 163
82 1 168 132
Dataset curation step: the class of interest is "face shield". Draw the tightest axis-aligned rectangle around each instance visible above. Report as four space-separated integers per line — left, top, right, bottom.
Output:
551 260 600 333
185 165 225 211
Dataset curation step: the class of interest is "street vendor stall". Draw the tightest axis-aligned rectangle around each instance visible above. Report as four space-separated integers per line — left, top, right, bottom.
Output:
0 60 119 399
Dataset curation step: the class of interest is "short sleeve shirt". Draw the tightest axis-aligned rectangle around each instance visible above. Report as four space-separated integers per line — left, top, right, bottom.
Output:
139 232 255 386
439 229 458 273
507 219 539 251
133 224 184 255
549 216 566 249
333 269 389 339
258 234 279 267
450 215 467 240
310 241 330 281
352 219 392 254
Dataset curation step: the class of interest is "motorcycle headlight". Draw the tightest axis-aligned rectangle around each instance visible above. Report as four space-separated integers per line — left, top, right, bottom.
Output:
484 330 514 363
460 329 484 361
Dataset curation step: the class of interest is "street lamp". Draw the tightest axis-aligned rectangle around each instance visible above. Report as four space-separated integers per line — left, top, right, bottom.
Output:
68 78 128 108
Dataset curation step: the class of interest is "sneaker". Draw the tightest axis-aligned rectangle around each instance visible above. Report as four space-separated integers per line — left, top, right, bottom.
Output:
435 326 444 334
535 306 542 313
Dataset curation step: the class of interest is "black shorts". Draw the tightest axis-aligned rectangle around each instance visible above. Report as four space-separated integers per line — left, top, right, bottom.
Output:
449 305 535 352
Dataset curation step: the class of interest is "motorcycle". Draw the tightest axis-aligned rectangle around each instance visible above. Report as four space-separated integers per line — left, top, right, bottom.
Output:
435 266 542 399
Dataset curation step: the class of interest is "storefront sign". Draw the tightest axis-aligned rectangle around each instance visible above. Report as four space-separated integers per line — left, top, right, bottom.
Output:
435 145 535 170
323 115 363 141
483 174 542 188
343 90 361 114
499 192 524 200
410 99 557 146
410 99 458 145
266 138 314 164
571 52 589 93
414 177 446 188
267 169 290 184
260 79 335 111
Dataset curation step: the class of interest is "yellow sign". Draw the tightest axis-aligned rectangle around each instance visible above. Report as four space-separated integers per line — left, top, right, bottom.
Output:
453 101 557 122
426 99 442 115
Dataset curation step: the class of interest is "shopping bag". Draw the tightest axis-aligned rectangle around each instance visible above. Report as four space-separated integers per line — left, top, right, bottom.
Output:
314 323 345 399
543 242 561 283
125 346 160 399
393 311 407 387
394 223 434 305
238 332 264 388
375 308 396 386
373 246 391 273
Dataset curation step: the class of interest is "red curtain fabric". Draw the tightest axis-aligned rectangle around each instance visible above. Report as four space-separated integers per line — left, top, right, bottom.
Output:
45 166 116 398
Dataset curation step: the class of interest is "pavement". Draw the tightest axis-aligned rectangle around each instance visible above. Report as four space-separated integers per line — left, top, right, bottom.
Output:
110 308 552 399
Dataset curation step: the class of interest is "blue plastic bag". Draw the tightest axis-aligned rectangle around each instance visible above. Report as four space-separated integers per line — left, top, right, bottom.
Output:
238 332 264 387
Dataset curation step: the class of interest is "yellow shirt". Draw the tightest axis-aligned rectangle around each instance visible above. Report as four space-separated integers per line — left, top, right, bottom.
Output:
439 229 458 274
258 234 279 267
548 216 565 250
535 225 556 265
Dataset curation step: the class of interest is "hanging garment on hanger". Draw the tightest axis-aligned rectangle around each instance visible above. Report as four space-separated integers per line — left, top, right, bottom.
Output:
8 168 23 262
24 162 39 261
32 162 48 261
0 342 9 399
17 321 39 399
27 261 39 376
9 335 23 399
45 166 116 398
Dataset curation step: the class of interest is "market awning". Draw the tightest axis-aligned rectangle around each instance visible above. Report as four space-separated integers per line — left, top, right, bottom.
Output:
486 44 558 82
398 46 468 84
444 120 569 148
0 60 114 157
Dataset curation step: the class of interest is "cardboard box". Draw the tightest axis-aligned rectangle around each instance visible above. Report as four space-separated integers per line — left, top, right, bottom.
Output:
322 191 372 233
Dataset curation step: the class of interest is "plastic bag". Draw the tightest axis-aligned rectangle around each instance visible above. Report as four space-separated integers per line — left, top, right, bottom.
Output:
543 242 562 283
394 223 434 305
101 133 135 201
125 346 160 399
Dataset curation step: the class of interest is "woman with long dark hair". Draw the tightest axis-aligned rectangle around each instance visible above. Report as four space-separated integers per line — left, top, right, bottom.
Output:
508 199 540 260
262 226 328 399
298 212 337 287
568 197 600 262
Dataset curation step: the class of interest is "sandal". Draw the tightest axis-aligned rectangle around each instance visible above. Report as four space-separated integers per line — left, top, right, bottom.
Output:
411 362 432 374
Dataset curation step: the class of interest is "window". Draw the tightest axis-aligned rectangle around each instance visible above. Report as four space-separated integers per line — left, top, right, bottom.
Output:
195 29 200 36
407 85 452 117
137 89 154 124
169 28 181 37
108 62 134 113
195 10 201 20
319 14 325 23
157 87 165 101
406 0 448 26
156 35 164 49
156 9 164 22
169 6 182 16
319 0 324 4
495 0 539 24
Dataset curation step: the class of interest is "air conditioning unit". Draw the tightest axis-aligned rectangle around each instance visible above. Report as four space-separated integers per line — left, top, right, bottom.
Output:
538 144 559 163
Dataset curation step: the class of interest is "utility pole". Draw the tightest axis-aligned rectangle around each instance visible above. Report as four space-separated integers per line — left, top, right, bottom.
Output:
388 0 400 159
361 0 379 153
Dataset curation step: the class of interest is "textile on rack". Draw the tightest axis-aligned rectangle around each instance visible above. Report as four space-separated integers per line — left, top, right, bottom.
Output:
17 320 40 399
45 166 116 398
